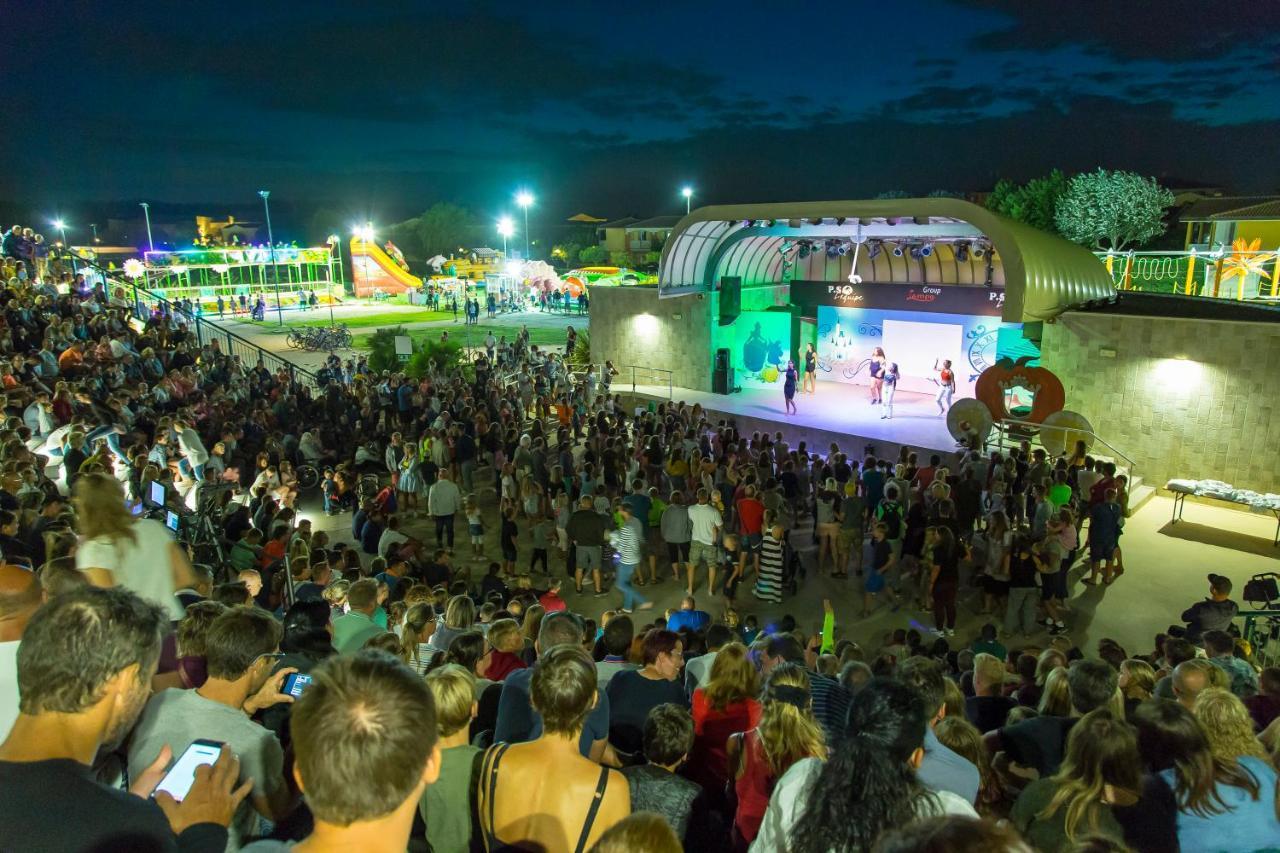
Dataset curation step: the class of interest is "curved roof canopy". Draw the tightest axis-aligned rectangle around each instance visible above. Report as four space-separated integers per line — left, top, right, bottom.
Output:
657 198 1115 322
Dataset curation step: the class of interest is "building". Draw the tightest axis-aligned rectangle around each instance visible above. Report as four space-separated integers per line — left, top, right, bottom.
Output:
1180 195 1280 252
195 214 262 246
594 215 682 264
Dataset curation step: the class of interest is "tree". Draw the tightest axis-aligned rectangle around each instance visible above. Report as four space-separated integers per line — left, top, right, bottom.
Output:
578 245 608 265
985 170 1068 235
1054 168 1174 251
413 203 481 259
874 189 911 199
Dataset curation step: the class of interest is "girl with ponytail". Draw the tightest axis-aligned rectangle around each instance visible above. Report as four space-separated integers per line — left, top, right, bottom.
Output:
751 677 976 852
728 663 826 850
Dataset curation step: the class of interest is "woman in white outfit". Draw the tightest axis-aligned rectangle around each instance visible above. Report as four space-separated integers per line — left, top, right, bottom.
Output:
935 359 956 415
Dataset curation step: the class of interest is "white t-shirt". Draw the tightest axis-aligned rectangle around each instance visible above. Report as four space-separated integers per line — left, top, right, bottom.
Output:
750 757 977 852
687 503 723 545
378 528 410 559
0 640 19 741
76 518 184 620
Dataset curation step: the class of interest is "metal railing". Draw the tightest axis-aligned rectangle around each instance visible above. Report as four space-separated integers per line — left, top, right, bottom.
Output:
992 417 1137 483
75 255 321 392
1240 609 1280 670
625 364 674 398
1095 248 1280 301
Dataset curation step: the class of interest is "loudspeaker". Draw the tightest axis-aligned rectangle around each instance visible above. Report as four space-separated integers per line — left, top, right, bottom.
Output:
719 277 741 326
714 348 730 372
713 366 735 395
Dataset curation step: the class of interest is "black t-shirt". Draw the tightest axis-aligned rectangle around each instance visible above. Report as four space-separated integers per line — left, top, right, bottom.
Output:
931 543 959 583
0 758 227 853
1000 715 1078 777
1008 552 1038 587
964 694 1018 734
1112 773 1181 853
605 670 689 756
872 539 892 572
423 561 451 587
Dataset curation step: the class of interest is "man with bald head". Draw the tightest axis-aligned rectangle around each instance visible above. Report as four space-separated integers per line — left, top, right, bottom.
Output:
0 564 42 739
1172 658 1218 710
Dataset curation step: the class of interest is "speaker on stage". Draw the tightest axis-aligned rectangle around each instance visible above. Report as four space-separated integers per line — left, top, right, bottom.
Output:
719 277 741 326
713 348 733 393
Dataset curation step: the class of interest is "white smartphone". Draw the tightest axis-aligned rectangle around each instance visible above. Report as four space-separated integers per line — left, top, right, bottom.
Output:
152 739 224 802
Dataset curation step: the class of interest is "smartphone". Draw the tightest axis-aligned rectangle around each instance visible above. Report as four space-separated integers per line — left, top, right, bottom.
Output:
283 672 313 698
152 739 224 802
148 481 166 507
166 510 180 533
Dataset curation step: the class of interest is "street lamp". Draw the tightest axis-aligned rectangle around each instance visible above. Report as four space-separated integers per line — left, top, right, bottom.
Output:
90 223 100 243
497 216 514 257
258 190 282 325
681 186 693 215
515 191 534 259
52 219 75 274
139 202 154 252
327 234 343 326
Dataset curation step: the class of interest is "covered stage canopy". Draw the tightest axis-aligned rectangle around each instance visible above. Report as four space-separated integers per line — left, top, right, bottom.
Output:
657 198 1115 322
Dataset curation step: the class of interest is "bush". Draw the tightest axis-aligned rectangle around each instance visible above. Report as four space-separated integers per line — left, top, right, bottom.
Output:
567 329 591 368
365 325 408 374
578 245 608 265
405 336 463 379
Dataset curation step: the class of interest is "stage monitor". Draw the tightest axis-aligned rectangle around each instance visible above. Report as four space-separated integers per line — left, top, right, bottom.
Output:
719 277 741 326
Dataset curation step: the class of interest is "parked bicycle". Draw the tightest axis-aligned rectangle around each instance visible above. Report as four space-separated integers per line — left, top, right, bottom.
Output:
286 324 353 351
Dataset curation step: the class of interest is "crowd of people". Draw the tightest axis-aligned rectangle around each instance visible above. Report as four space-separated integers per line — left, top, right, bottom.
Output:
0 232 1278 853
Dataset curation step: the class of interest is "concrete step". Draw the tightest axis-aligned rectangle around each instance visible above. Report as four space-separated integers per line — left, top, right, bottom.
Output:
1128 476 1156 516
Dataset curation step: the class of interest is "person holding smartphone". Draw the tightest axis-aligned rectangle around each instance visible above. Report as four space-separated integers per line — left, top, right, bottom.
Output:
0 587 249 853
128 607 298 849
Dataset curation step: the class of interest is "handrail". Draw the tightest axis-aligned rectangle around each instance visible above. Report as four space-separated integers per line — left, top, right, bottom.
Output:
626 364 674 398
993 417 1137 477
75 255 321 391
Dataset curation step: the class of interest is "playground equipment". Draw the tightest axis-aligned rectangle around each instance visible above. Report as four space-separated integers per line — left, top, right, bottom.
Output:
349 236 422 297
121 245 340 309
561 266 657 297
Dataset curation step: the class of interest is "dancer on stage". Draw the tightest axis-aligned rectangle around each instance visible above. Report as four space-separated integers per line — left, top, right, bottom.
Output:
869 347 886 404
783 360 798 415
880 361 899 419
802 342 817 394
934 359 956 415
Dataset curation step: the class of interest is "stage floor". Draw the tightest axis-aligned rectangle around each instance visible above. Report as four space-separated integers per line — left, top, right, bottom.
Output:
629 380 960 457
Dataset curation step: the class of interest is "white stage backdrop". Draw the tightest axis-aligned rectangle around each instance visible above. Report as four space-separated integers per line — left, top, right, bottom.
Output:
881 319 962 392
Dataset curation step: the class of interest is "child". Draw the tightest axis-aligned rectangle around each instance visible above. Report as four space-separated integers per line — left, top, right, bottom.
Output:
321 468 339 516
740 614 760 645
499 505 518 576
864 522 900 617
530 513 552 574
465 495 485 561
398 444 421 513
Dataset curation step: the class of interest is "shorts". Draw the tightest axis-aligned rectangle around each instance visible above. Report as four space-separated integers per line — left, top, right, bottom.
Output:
981 576 1010 598
469 523 484 537
1040 569 1067 601
1090 540 1117 562
502 547 518 562
839 527 864 551
689 540 717 569
667 541 691 563
865 569 886 594
575 545 602 572
742 532 763 554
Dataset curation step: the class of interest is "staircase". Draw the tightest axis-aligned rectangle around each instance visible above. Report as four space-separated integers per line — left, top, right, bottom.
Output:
992 420 1153 517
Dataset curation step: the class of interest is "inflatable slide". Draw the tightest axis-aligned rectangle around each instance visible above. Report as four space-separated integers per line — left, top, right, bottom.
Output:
349 237 422 297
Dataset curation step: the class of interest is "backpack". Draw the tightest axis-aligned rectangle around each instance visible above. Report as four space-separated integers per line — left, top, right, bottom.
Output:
879 500 903 539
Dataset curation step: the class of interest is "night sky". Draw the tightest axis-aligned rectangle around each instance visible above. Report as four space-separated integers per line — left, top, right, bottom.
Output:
5 0 1279 230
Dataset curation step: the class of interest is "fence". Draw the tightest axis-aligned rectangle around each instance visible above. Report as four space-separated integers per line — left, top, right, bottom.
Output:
1096 249 1280 301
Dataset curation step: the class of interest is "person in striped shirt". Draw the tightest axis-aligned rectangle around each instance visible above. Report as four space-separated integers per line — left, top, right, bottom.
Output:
609 504 653 614
755 523 786 604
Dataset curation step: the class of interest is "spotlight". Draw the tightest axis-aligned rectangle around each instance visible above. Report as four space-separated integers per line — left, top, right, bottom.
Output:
797 242 811 259
972 242 987 258
866 240 882 259
909 245 923 260
954 241 969 262
920 243 934 257
825 240 840 259
779 240 794 255
837 242 849 256
891 243 905 257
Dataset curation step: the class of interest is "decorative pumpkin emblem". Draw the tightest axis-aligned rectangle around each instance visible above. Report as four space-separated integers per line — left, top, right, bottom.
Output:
974 356 1066 424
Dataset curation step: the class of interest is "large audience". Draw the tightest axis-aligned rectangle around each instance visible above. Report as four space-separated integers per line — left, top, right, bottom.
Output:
0 228 1278 853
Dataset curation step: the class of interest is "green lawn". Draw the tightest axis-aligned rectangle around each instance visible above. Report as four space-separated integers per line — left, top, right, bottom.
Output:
353 322 567 351
229 309 454 333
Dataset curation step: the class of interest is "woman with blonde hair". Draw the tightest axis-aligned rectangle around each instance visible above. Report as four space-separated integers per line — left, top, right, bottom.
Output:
1119 658 1156 717
727 662 826 848
73 472 197 620
1038 667 1073 717
321 578 351 622
689 642 761 797
1011 709 1169 852
479 646 630 851
1194 688 1272 766
429 594 477 654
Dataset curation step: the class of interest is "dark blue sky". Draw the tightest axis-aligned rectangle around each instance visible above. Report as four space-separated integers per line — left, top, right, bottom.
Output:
5 0 1279 229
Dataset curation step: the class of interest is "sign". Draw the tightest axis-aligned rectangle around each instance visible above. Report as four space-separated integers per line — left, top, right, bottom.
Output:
394 335 413 362
791 280 1004 316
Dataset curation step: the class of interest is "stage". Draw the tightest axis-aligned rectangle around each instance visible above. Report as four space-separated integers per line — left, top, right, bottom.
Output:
627 379 964 461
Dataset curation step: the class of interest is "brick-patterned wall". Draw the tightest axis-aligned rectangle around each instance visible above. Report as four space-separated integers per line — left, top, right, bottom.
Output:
587 287 714 391
1040 312 1280 493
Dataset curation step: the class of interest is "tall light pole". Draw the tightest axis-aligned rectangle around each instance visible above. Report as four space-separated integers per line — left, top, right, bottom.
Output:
681 186 693 215
53 219 74 274
327 234 342 326
516 191 534 259
258 190 282 325
139 202 154 252
90 223 99 243
497 216 514 257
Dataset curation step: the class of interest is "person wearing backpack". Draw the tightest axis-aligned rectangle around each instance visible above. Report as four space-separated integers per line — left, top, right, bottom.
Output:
876 485 905 574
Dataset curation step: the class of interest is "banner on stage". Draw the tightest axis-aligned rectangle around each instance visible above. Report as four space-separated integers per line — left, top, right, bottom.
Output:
790 281 1004 317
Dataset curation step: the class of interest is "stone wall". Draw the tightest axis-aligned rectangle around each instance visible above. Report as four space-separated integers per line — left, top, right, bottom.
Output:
587 286 714 391
1040 311 1280 493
